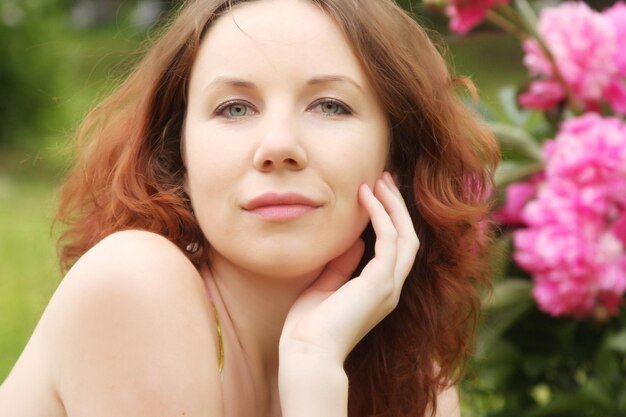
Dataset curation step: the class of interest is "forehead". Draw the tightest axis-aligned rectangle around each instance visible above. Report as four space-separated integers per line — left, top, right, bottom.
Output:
190 0 368 86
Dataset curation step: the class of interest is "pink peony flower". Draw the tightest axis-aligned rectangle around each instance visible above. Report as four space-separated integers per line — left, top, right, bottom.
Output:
604 2 626 76
604 80 626 115
494 176 541 226
520 2 626 115
445 0 509 34
518 80 564 111
612 212 626 246
604 2 626 113
513 114 626 319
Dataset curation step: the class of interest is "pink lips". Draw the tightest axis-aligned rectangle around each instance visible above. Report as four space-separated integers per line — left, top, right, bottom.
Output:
244 193 320 221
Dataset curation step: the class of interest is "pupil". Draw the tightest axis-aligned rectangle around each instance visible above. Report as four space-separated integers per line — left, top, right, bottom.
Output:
324 103 338 113
230 105 245 116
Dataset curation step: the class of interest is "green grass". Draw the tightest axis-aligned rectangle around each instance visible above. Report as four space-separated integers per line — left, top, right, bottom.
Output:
0 169 61 382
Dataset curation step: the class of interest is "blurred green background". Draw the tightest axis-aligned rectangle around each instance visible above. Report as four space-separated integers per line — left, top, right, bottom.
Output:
0 0 525 407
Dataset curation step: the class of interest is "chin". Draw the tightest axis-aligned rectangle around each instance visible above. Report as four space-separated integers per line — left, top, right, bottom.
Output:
250 258 325 281
206 212 369 281
238 243 338 280
213 232 358 281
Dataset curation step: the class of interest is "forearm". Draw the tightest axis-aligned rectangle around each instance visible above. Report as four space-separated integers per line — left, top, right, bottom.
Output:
278 355 348 417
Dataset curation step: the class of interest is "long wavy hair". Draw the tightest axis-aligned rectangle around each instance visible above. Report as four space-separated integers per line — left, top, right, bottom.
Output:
56 0 499 416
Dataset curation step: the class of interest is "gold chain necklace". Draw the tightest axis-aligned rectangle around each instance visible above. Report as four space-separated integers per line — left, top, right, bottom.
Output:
210 299 224 377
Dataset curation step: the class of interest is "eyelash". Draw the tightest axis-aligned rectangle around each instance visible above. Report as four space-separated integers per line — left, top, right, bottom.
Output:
309 98 353 116
214 100 257 118
213 98 354 119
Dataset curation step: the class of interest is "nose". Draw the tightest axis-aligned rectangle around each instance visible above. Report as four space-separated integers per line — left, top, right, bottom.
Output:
252 114 308 172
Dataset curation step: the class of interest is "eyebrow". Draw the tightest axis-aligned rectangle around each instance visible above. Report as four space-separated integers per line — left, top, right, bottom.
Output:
204 75 363 92
306 75 363 92
205 76 256 89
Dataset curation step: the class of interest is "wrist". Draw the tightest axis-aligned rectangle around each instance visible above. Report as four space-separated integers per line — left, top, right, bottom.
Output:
278 353 348 417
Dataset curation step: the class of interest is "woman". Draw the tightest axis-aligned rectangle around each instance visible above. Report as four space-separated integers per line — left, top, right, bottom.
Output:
0 0 498 416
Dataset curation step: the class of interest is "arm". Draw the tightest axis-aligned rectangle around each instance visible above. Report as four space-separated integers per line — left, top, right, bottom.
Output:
279 173 420 417
43 231 222 417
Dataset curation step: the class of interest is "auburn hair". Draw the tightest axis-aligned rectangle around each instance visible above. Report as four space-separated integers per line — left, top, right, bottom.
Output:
56 0 499 416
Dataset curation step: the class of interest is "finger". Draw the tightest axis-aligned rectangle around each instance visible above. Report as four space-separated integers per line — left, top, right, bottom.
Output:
309 239 365 292
383 171 406 203
374 176 420 283
289 183 402 355
358 183 398 276
375 177 416 244
375 178 419 275
382 172 415 228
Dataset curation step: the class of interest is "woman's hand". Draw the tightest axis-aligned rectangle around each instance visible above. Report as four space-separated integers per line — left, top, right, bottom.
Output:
278 172 419 415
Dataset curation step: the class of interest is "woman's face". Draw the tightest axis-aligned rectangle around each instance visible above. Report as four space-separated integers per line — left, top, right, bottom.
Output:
183 0 389 278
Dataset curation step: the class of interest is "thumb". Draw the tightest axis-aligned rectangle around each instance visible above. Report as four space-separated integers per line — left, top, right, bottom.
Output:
307 239 365 293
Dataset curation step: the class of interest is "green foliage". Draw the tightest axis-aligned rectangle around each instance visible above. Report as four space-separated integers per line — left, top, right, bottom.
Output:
1 4 55 146
0 0 144 150
461 86 626 415
467 284 626 416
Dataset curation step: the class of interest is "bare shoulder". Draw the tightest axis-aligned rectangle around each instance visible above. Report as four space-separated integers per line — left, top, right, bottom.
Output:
47 230 209 339
54 230 210 309
434 385 460 417
67 229 197 281
40 230 222 416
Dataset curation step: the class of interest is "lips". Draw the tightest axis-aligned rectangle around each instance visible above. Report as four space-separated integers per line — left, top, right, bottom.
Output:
244 192 321 221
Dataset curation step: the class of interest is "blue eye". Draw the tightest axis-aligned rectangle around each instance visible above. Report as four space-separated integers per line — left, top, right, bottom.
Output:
216 101 256 118
312 99 352 116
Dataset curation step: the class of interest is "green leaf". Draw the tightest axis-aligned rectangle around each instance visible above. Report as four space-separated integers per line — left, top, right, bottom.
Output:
606 330 626 353
495 160 544 189
523 392 600 417
490 122 544 162
522 355 550 379
484 278 533 311
497 86 531 127
580 377 618 414
594 341 620 387
514 0 540 38
477 278 534 354
617 386 626 415
489 234 513 283
473 339 521 390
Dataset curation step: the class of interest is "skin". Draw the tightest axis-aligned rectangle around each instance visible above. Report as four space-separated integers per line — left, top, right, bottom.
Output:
0 0 460 416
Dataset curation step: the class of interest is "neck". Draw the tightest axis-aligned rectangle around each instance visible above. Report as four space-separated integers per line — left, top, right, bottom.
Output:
203 251 323 399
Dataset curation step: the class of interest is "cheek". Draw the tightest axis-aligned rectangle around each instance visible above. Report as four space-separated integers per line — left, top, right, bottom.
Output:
184 156 225 222
185 133 247 186
339 146 388 188
354 126 389 180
